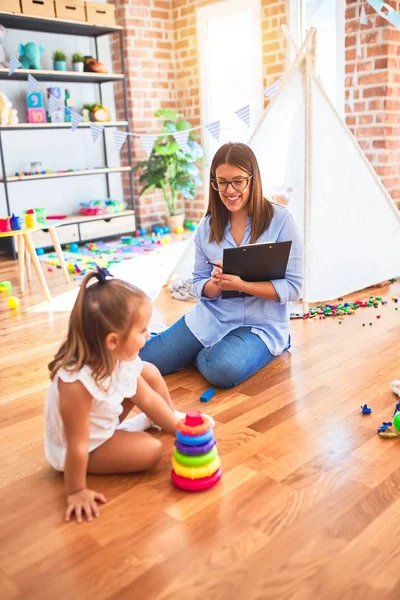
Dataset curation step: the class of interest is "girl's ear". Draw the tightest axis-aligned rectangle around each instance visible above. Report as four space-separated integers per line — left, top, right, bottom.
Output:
105 332 118 351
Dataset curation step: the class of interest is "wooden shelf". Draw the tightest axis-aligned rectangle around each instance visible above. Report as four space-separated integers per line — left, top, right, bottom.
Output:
0 68 124 84
0 121 128 131
0 11 122 37
46 209 135 227
1 166 132 183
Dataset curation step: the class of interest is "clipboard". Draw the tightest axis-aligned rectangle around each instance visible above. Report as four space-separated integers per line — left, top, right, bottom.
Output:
221 240 292 299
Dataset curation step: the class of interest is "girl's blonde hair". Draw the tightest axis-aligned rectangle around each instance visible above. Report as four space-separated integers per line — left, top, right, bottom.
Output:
48 270 148 385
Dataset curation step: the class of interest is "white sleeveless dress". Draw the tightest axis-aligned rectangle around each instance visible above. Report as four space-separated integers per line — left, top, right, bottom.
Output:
44 357 143 471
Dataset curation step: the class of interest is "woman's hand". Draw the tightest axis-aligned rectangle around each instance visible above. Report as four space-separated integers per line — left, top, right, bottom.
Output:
219 274 245 292
65 488 107 523
210 260 223 285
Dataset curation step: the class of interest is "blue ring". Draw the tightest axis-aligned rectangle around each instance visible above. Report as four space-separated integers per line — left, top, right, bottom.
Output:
175 429 214 446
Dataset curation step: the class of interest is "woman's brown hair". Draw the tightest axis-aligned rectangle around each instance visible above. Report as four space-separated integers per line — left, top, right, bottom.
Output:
48 270 148 385
207 142 274 244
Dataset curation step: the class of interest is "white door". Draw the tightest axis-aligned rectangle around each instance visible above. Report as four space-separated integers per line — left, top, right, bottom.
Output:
197 0 264 165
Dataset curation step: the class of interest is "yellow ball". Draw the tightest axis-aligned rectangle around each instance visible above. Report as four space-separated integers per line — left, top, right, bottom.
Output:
7 296 20 309
162 235 172 244
175 225 184 234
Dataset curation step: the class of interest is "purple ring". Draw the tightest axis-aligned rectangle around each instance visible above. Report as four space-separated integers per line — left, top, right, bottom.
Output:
175 438 216 456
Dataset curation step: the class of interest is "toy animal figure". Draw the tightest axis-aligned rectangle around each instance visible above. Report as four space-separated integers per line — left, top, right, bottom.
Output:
0 25 8 68
0 92 18 126
18 42 44 70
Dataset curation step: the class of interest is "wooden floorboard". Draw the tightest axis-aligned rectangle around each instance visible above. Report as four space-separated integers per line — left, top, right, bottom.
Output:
1 255 400 599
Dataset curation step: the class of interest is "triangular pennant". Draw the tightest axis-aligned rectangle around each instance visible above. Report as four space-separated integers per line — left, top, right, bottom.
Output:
140 134 156 156
206 120 221 142
90 122 104 143
264 79 280 99
346 87 355 111
8 55 22 76
356 31 363 57
71 110 84 132
234 104 251 127
113 130 128 152
360 4 369 25
27 74 39 94
367 0 400 29
173 130 190 152
47 93 60 114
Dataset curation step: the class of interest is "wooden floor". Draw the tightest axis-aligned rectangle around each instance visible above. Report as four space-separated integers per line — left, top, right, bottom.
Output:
1 255 400 600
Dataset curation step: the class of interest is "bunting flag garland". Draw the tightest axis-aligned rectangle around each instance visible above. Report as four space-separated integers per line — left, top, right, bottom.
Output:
173 130 190 152
27 74 39 94
234 104 251 127
205 120 221 142
47 93 60 114
90 122 104 143
71 111 84 131
8 55 21 76
113 130 128 152
367 1 400 28
360 4 369 25
264 79 280 99
140 134 157 156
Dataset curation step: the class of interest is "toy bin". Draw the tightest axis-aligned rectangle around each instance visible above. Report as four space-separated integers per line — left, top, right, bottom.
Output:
0 0 22 13
55 0 86 22
85 2 115 26
21 0 56 18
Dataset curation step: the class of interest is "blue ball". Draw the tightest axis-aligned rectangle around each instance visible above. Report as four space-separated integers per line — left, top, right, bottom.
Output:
139 227 146 236
36 248 45 256
153 225 162 234
189 222 197 231
69 243 79 253
162 226 170 234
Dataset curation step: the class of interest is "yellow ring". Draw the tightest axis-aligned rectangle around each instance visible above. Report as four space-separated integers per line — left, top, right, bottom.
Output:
172 455 221 480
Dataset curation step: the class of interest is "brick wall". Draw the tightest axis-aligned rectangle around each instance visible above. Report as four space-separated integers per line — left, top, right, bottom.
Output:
345 0 400 208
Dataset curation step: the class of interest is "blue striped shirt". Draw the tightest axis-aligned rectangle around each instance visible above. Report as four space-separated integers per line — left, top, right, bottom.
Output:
184 203 304 355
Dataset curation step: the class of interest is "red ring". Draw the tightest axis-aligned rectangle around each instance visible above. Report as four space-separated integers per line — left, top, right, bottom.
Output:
171 468 222 491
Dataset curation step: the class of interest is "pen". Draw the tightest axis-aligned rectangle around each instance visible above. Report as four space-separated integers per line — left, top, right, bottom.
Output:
206 260 222 269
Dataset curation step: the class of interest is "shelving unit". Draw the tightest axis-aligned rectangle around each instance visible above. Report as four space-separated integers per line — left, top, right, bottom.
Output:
0 9 135 255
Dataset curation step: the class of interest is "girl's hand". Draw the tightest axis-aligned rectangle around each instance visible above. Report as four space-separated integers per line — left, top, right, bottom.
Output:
210 260 223 286
65 488 107 523
219 274 245 292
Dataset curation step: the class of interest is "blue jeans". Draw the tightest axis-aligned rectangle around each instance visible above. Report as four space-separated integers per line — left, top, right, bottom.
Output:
140 316 284 389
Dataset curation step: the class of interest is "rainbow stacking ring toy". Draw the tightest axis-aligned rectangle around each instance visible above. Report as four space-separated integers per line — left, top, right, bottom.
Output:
171 411 222 492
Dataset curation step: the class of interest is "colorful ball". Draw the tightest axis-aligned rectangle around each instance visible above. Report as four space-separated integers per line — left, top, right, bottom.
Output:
7 296 20 309
189 222 197 231
184 220 191 229
175 225 184 234
139 227 146 236
161 235 172 245
153 225 162 234
162 226 170 234
393 413 400 432
69 243 79 253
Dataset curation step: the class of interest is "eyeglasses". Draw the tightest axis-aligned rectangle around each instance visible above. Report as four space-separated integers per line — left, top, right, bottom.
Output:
211 175 252 192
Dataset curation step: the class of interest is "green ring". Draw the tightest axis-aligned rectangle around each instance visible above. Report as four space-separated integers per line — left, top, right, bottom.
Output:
173 446 217 467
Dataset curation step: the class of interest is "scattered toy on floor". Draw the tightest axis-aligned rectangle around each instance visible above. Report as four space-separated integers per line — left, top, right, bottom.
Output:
7 296 20 309
200 388 216 403
361 404 372 415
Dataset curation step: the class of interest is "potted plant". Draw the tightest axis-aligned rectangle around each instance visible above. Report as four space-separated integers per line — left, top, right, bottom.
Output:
135 108 204 229
71 52 84 72
53 50 67 71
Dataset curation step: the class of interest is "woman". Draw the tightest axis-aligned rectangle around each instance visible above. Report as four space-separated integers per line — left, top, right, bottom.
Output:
140 143 304 388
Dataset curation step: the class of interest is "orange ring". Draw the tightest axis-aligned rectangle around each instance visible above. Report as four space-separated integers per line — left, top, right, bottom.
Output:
176 417 211 436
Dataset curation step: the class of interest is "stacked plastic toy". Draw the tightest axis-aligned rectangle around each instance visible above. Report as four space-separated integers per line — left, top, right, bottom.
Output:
171 411 222 491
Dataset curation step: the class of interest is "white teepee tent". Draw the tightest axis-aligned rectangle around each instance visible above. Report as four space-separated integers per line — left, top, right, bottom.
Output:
168 28 400 303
